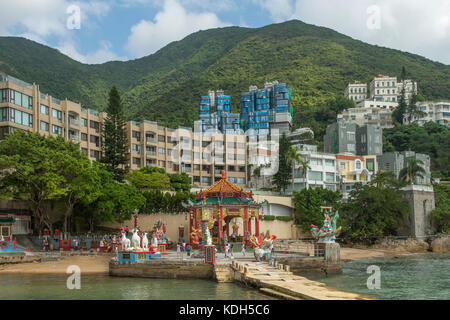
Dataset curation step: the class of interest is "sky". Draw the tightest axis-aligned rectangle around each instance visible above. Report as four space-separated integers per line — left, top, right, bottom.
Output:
0 0 449 65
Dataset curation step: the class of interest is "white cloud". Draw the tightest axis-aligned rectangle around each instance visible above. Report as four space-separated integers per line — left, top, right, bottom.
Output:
0 0 114 64
57 40 127 64
254 0 450 64
126 0 231 58
252 0 294 22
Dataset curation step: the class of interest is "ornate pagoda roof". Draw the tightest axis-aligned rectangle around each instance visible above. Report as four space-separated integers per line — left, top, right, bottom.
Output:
197 170 252 199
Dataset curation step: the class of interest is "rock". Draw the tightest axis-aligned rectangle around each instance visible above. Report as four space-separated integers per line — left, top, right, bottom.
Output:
431 237 450 253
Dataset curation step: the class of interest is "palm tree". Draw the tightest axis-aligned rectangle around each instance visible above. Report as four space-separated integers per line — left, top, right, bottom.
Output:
286 146 310 193
399 159 426 185
298 158 311 190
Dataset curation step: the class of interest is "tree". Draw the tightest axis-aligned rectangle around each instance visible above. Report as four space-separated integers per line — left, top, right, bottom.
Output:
341 183 410 240
399 159 426 185
404 94 426 125
431 183 450 233
74 166 145 232
101 85 129 182
286 146 301 193
169 173 192 192
370 171 406 189
293 187 342 233
272 133 292 194
393 85 407 124
127 169 171 191
0 131 75 234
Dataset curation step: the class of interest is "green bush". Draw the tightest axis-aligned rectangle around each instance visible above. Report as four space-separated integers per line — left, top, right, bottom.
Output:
261 215 276 221
276 216 293 222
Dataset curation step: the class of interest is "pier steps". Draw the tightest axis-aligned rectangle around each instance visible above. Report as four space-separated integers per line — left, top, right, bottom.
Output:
231 260 375 300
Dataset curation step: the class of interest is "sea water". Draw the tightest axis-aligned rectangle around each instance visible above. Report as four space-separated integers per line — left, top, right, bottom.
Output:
310 253 450 300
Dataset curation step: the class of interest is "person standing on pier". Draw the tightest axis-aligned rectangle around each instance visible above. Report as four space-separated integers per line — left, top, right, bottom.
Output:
177 243 182 258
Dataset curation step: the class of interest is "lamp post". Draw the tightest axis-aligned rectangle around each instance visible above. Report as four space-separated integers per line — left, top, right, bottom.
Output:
133 209 139 230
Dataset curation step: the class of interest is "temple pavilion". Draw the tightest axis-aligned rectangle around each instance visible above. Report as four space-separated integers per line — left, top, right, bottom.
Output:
184 171 266 247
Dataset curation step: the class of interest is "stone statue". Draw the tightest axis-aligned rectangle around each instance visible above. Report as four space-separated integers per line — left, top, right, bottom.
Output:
131 229 141 249
205 227 212 246
121 232 130 250
151 232 158 248
142 233 149 249
311 210 342 244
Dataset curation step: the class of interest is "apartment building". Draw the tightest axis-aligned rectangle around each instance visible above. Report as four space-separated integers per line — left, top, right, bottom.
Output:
0 73 105 162
370 75 399 103
289 151 339 192
127 120 248 188
0 73 248 189
198 90 242 134
241 81 293 136
377 151 431 185
345 81 368 104
324 122 383 156
405 101 450 127
337 106 394 129
336 154 373 197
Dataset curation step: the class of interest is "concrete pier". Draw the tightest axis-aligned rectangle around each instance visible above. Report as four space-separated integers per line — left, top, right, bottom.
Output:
230 260 374 300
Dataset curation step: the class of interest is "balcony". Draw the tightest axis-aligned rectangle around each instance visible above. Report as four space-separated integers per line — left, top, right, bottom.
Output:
69 118 79 127
69 134 80 142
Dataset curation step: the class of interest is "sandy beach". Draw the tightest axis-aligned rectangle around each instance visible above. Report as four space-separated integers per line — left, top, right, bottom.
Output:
0 255 111 275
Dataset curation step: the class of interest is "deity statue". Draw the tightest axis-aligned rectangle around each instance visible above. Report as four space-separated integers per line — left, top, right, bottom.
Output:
151 232 158 248
311 209 342 244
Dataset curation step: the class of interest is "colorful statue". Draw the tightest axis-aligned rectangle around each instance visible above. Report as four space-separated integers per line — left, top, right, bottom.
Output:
205 227 213 246
248 234 276 261
190 227 201 246
153 220 167 243
311 210 342 244
151 232 158 248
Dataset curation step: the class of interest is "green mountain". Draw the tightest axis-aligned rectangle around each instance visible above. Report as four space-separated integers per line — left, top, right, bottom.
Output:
1 20 449 139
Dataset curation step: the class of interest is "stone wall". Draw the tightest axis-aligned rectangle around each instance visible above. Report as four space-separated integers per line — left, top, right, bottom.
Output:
401 185 436 238
100 214 190 243
275 256 341 276
109 260 214 279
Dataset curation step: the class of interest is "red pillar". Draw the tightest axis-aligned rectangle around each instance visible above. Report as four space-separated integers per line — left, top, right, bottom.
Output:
243 206 248 241
256 214 260 237
219 205 223 244
248 217 252 236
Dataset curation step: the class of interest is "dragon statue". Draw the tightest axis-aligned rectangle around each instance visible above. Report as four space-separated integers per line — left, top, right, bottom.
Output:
248 234 276 261
311 210 342 243
190 226 202 247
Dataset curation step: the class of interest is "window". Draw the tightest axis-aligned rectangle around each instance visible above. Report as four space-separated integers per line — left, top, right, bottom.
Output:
0 107 33 127
90 135 100 147
52 109 63 122
202 177 211 184
310 158 322 166
237 178 246 184
90 120 100 131
90 150 101 160
81 133 87 141
340 162 346 170
132 157 141 165
355 160 362 170
347 144 355 152
309 171 323 181
81 118 88 127
40 104 49 115
52 125 62 135
158 135 165 142
40 121 49 131
132 144 141 154
325 159 335 167
326 173 335 183
81 148 88 156
158 147 166 155
347 132 355 141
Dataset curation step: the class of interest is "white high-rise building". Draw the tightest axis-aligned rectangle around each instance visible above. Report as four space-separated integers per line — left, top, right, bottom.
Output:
405 101 450 127
345 81 368 104
370 75 399 103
